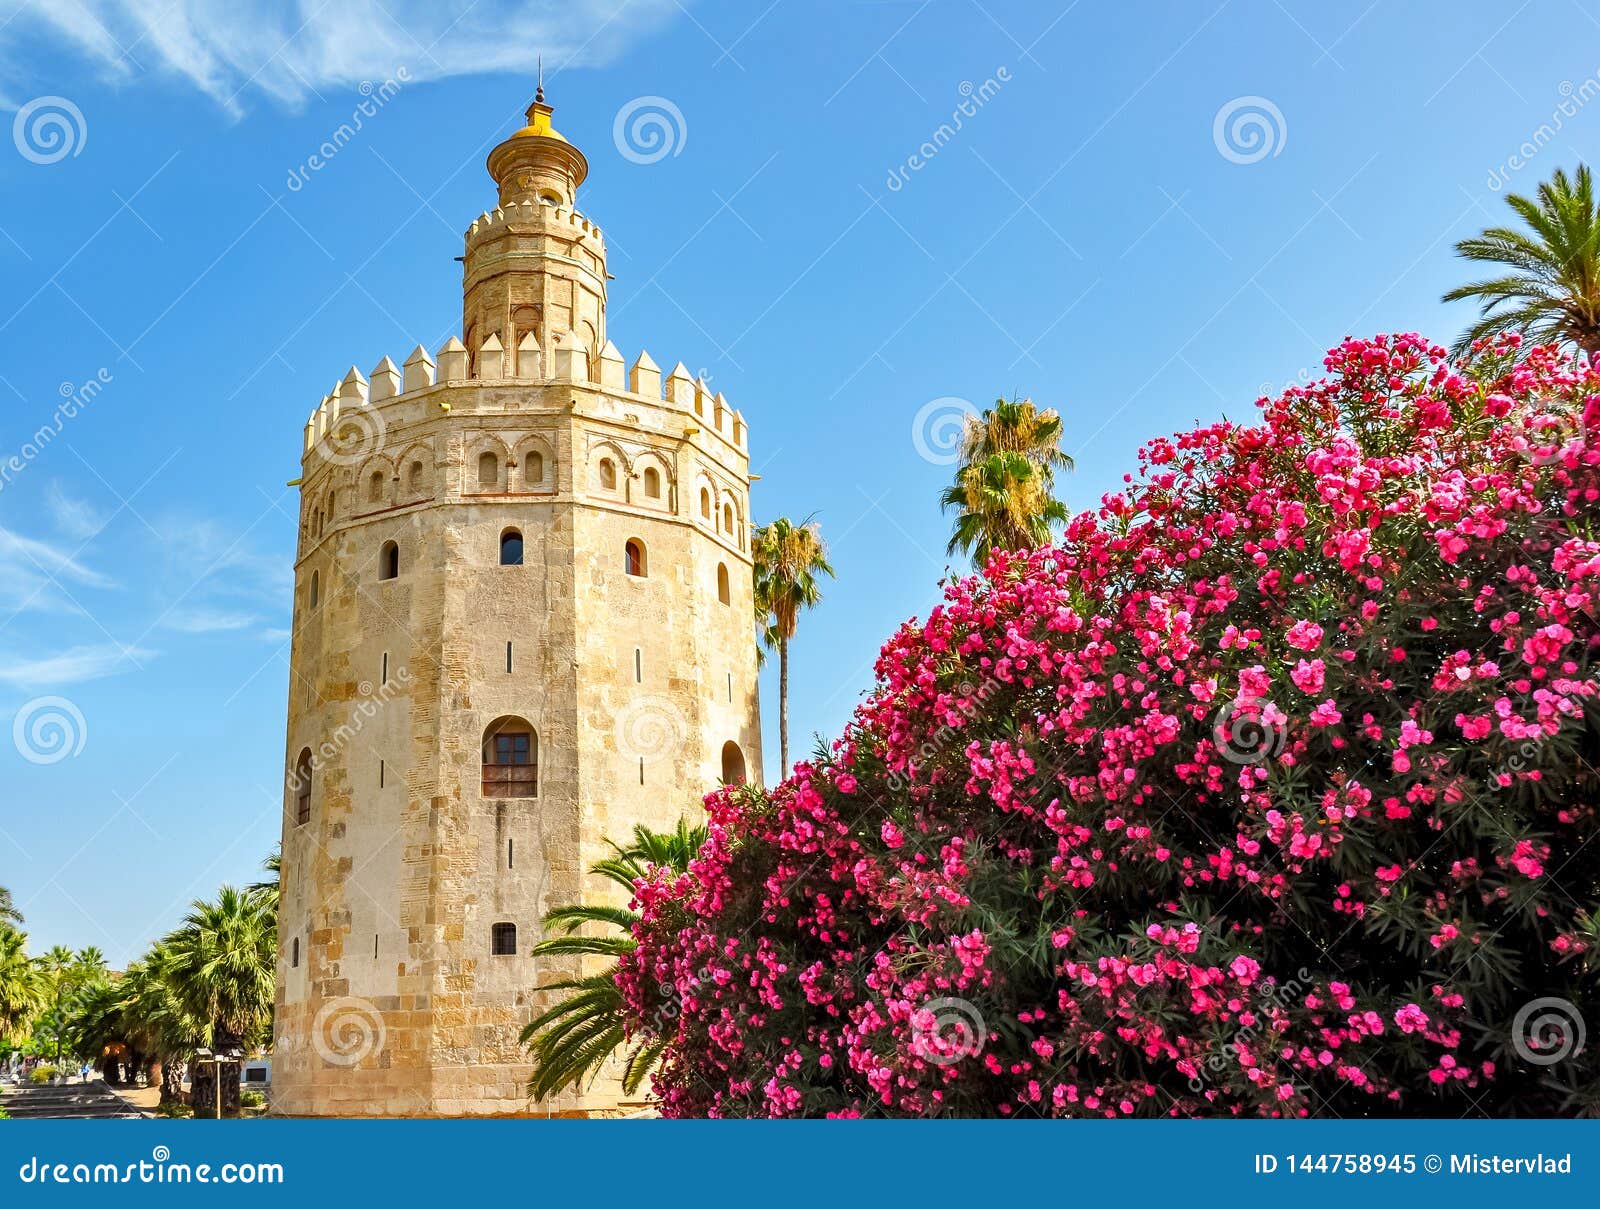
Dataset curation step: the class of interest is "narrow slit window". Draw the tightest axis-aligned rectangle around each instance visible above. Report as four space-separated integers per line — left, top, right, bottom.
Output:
291 938 300 968
508 839 514 869
506 641 513 673
634 648 642 683
379 759 385 788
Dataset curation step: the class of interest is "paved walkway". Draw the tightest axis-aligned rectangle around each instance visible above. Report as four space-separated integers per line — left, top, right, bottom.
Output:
0 1078 149 1119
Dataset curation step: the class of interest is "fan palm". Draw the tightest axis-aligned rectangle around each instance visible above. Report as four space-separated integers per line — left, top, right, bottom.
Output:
752 516 835 777
956 397 1075 482
522 820 707 1101
941 450 1069 566
34 945 106 1063
0 926 39 1044
0 885 22 928
943 398 1073 565
160 886 276 1051
1444 164 1600 358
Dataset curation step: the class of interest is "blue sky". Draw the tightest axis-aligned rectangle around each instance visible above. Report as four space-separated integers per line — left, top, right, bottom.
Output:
0 0 1590 963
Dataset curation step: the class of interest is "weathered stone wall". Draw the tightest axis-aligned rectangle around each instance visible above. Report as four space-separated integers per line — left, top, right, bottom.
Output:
276 365 760 1116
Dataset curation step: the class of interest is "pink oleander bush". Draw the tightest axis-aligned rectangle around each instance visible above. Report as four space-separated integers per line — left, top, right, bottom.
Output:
622 334 1600 1117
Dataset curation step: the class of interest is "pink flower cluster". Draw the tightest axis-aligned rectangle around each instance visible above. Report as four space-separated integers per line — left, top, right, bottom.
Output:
620 334 1600 1118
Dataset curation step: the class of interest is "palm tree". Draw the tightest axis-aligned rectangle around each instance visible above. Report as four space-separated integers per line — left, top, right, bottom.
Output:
70 946 200 1101
161 887 276 1050
956 397 1075 482
161 886 276 1115
0 927 39 1044
941 451 1070 567
0 885 22 928
752 517 835 777
1444 164 1600 358
943 398 1073 565
522 820 707 1101
34 945 106 1064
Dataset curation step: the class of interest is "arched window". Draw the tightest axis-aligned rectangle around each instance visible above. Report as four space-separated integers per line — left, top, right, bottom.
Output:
379 540 399 581
367 470 384 503
292 748 313 825
599 458 617 490
407 460 423 494
482 716 538 798
477 451 498 488
501 528 524 566
525 450 544 486
491 922 517 956
717 562 730 605
721 741 747 785
624 539 646 578
643 466 661 499
723 502 734 533
699 487 711 519
308 570 320 609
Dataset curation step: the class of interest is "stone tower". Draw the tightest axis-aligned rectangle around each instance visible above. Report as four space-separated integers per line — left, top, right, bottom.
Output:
272 86 762 1117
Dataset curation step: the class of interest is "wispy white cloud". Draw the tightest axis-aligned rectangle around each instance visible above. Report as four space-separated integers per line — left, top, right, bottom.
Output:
0 525 113 590
0 641 153 687
160 607 260 634
0 0 681 114
45 482 105 542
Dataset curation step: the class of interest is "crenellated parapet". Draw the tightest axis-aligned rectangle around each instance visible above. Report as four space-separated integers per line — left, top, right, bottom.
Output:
464 198 606 256
302 339 749 463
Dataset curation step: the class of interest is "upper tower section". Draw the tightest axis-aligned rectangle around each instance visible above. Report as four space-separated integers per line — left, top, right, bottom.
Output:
464 77 607 380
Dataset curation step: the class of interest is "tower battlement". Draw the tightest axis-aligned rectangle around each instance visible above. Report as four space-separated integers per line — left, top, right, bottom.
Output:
274 86 762 1118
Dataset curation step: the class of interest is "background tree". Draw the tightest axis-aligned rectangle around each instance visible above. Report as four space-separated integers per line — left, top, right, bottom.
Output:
941 451 1068 566
34 945 107 1065
752 517 835 777
1445 163 1600 358
161 886 275 1115
943 398 1073 564
0 885 21 928
522 821 707 1101
0 926 39 1045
